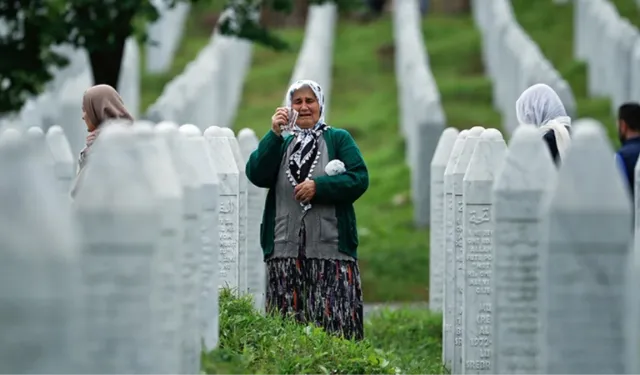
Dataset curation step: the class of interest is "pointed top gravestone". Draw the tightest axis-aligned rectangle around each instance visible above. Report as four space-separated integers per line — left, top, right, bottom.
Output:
73 122 160 374
155 122 203 375
203 126 241 292
628 236 640 375
429 127 459 314
491 124 557 375
542 119 633 374
432 127 460 168
46 125 75 191
0 124 82 374
444 130 470 177
219 126 249 294
462 128 506 375
237 127 266 311
493 124 557 196
452 126 485 375
131 120 183 373
443 128 469 371
179 123 221 351
25 126 56 170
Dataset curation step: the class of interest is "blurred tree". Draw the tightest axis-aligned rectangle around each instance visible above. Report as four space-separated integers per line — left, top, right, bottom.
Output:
0 0 356 114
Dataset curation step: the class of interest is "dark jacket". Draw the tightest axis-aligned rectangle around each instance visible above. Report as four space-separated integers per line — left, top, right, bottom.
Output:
542 126 571 166
246 127 369 259
616 136 640 196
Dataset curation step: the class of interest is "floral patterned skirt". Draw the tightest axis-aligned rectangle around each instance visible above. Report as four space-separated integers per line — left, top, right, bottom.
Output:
265 257 364 341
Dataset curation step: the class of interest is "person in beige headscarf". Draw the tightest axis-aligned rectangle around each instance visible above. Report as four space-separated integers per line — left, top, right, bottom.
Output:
71 84 134 196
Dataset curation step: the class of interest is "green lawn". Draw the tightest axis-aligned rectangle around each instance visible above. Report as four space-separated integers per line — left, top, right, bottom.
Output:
203 290 444 374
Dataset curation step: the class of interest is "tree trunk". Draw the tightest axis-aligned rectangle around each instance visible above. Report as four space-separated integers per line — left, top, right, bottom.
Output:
88 34 127 90
444 0 470 14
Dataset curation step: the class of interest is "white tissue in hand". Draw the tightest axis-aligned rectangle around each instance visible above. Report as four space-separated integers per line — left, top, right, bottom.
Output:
325 159 345 176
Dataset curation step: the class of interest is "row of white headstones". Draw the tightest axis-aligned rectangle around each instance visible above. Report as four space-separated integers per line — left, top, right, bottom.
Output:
574 0 640 115
428 121 638 374
472 0 577 134
0 121 265 374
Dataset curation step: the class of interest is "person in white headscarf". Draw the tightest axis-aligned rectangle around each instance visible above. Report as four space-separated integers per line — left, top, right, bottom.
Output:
516 83 572 165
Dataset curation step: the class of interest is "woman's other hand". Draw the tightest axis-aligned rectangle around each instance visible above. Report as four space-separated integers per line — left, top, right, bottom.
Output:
294 179 316 203
271 107 289 136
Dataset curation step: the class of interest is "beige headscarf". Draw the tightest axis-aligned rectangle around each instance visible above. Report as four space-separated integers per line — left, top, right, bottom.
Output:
72 85 133 197
82 84 133 128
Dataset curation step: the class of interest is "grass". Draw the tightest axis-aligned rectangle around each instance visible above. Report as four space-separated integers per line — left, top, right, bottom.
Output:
509 0 640 145
422 14 502 130
202 289 443 374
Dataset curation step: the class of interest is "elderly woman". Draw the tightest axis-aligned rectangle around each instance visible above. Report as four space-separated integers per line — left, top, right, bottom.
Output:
246 79 369 340
71 84 133 196
516 83 572 165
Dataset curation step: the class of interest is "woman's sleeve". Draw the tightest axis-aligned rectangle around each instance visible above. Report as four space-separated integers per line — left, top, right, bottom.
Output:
312 129 369 205
245 129 285 189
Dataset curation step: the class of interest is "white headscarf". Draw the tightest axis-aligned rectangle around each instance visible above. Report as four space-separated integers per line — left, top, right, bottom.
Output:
516 83 572 161
283 79 329 212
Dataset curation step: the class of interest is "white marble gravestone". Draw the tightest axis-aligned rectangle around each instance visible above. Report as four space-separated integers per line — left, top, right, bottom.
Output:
627 221 640 375
541 120 633 374
73 123 160 374
452 126 485 374
132 121 184 373
0 129 83 374
491 124 557 374
203 126 240 290
430 127 459 313
25 126 56 171
180 123 221 351
46 125 76 193
443 128 469 370
237 128 267 310
155 121 203 375
218 127 249 294
117 38 141 118
462 129 507 375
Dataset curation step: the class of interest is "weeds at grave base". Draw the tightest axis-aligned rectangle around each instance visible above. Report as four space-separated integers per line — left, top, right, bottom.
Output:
201 289 443 374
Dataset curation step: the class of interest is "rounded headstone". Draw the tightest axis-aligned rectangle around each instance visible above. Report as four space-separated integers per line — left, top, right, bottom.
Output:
218 127 235 138
203 126 223 138
132 120 155 133
481 128 503 140
26 126 44 138
0 128 22 146
156 121 180 133
179 124 202 137
237 128 256 141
